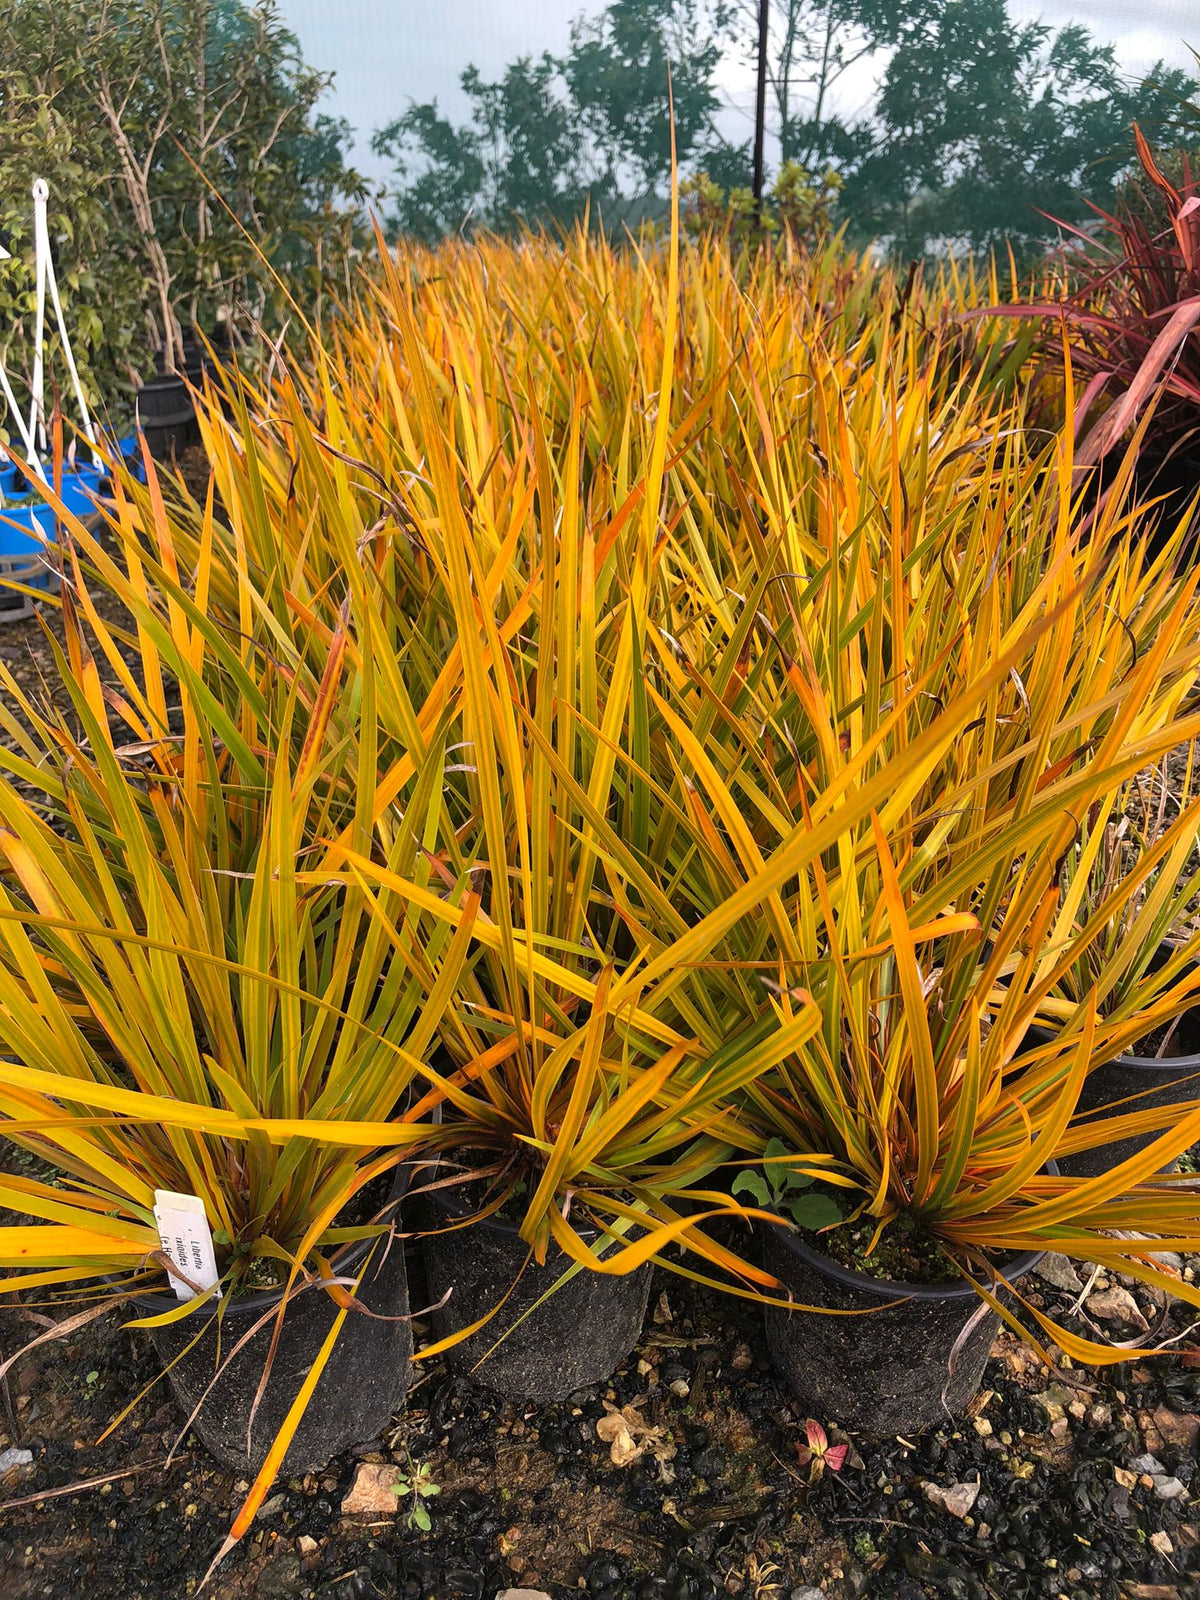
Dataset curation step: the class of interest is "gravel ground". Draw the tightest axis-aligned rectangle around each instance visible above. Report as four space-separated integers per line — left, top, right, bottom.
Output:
0 1234 1197 1600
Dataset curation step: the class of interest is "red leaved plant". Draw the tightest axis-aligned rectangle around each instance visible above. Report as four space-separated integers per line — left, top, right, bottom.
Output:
795 1419 849 1483
976 125 1200 524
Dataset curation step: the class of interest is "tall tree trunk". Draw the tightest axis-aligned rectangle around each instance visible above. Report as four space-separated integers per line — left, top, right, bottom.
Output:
97 88 181 371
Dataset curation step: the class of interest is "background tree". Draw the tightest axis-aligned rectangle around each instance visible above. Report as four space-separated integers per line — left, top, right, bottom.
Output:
0 0 366 414
563 0 733 195
374 0 734 238
373 55 584 244
732 0 922 169
0 41 142 420
842 0 1197 259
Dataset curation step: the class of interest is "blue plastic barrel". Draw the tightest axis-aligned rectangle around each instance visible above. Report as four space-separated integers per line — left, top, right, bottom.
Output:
0 481 57 618
0 437 149 617
0 460 92 616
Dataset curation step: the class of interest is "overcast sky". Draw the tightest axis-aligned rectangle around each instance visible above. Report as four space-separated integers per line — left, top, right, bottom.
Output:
277 2 1199 185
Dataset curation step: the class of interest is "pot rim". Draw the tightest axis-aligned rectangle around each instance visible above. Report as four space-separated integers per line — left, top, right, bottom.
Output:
1023 1020 1200 1074
768 1224 1046 1301
136 1163 409 1320
419 1158 648 1254
766 1158 1057 1302
1025 942 1200 1072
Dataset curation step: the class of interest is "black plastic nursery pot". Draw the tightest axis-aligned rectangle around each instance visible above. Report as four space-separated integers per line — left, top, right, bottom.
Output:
760 1223 1045 1435
419 1184 653 1403
144 1178 412 1475
180 324 231 393
1024 947 1200 1179
180 325 211 388
134 350 200 462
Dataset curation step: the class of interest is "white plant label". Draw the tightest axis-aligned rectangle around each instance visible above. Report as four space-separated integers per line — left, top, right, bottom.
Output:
153 1190 221 1301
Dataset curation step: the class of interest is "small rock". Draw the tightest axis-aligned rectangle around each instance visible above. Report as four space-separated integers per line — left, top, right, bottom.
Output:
596 1411 639 1468
788 1590 824 1600
1050 1417 1070 1440
668 1379 690 1399
1154 1476 1188 1501
1107 1485 1132 1520
1152 1405 1200 1451
993 1332 1043 1380
1034 1253 1084 1292
922 1479 980 1518
1113 1466 1137 1489
1140 1411 1166 1454
340 1462 400 1515
1088 1403 1113 1428
1130 1453 1167 1476
258 1494 287 1518
256 1553 303 1599
496 1591 553 1600
1086 1286 1151 1330
1032 1384 1072 1423
652 1291 672 1325
0 1447 33 1481
730 1343 753 1372
297 1535 318 1556
1150 1531 1174 1557
1151 1250 1183 1273
973 1417 993 1437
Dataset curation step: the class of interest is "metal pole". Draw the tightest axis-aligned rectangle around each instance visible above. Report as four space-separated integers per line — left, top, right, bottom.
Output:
752 0 769 202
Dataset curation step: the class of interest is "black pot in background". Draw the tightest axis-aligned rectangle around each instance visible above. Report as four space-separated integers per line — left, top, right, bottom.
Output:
1023 945 1200 1178
761 1222 1045 1435
145 1174 412 1474
180 325 209 388
134 348 199 462
180 323 235 388
419 1184 653 1403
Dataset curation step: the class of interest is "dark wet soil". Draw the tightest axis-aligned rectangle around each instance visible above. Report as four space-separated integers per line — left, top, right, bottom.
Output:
1 1235 1197 1600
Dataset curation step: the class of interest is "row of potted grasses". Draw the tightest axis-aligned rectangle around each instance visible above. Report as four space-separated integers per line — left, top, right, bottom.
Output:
0 220 1198 1568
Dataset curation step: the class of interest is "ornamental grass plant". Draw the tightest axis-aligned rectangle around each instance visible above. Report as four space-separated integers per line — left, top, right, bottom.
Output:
184 212 1200 1323
31 206 1200 1299
3 197 1200 1564
0 529 462 1298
